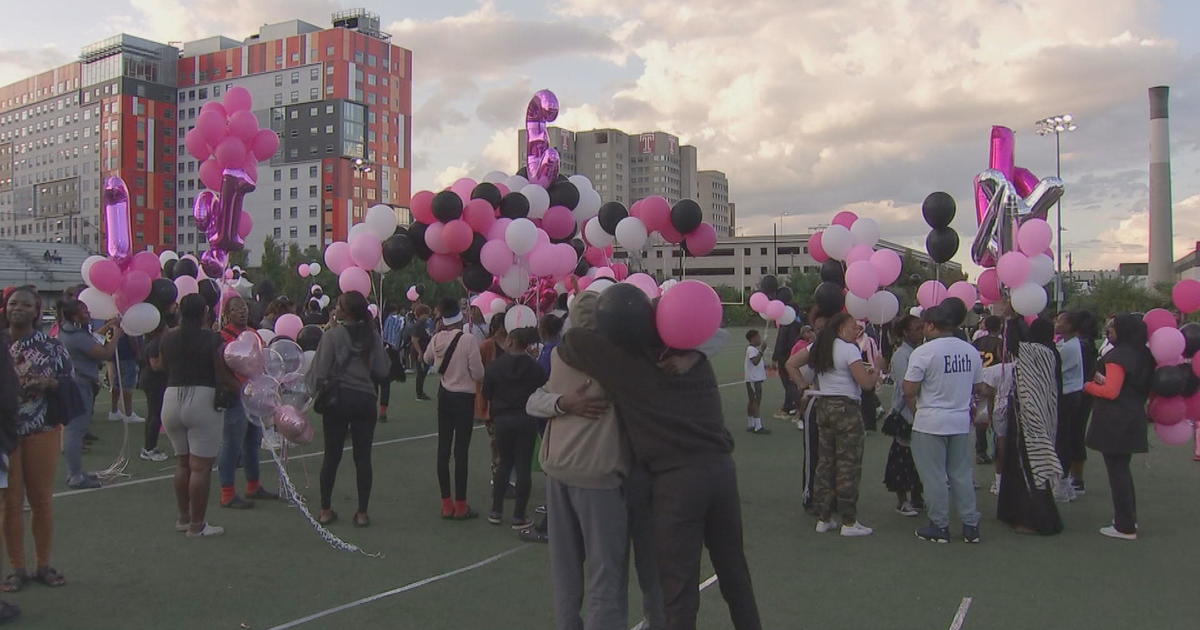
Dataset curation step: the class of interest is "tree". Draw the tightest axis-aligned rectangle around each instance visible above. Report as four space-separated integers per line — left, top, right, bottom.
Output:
1066 278 1166 318
256 236 287 297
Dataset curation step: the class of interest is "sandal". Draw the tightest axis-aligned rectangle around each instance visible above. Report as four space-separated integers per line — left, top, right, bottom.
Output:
318 510 338 526
0 574 26 594
33 567 65 588
352 513 370 528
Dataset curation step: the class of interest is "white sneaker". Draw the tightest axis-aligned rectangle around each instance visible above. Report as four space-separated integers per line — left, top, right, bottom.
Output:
1053 477 1076 502
840 522 874 537
815 519 841 533
107 411 124 422
186 523 225 538
989 479 1000 495
1099 526 1136 541
140 448 168 462
124 412 146 424
795 419 805 430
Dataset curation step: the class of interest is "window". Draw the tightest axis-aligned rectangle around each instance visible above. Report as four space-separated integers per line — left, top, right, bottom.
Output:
310 67 319 81
273 227 282 239
308 165 318 177
290 71 299 84
760 248 768 255
273 169 282 182
309 106 318 117
289 167 298 179
289 187 298 199
274 93 283 106
273 189 281 201
289 91 299 103
325 125 334 134
308 185 317 197
289 226 298 239
310 88 319 100
309 225 318 236
289 207 298 219
309 205 318 217
367 74 376 86
367 54 377 67
326 46 334 56
273 208 281 220
760 267 768 274
274 74 283 87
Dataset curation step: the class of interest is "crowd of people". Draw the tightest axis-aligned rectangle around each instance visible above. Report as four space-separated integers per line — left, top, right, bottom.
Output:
0 270 1179 628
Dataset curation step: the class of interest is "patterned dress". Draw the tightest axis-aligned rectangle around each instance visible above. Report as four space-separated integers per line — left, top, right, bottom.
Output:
8 330 73 435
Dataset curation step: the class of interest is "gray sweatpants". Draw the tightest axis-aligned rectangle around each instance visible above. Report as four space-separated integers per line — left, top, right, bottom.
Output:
626 464 666 630
911 431 981 529
547 477 629 630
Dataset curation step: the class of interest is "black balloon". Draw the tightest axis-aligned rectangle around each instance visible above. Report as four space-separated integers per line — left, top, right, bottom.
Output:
547 180 580 210
415 284 427 296
598 202 629 234
775 287 793 304
670 199 703 235
174 257 198 279
922 191 956 229
470 183 503 208
462 264 494 293
1151 365 1190 398
759 275 780 294
1185 370 1200 398
408 222 433 260
382 234 415 270
819 261 845 286
431 190 464 223
1181 322 1200 358
147 278 177 308
596 283 657 349
574 259 591 277
570 238 586 259
463 233 487 265
296 325 323 352
163 259 177 279
925 227 959 264
814 281 845 317
516 166 529 178
198 278 220 308
499 192 530 219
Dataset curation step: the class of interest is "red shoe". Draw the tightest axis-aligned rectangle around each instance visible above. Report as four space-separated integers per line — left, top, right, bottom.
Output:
441 497 454 519
453 500 478 520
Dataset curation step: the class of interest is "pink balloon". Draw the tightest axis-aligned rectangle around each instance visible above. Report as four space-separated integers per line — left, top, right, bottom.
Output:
978 268 1002 301
809 231 829 263
1143 308 1177 337
749 292 769 313
542 206 575 240
349 232 382 269
424 222 451 255
685 223 717 256
367 304 379 318
831 211 858 228
1172 279 1200 314
451 178 477 201
1148 396 1187 426
535 228 551 248
659 221 684 245
1017 219 1053 257
426 253 464 283
845 261 880 299
996 252 1031 287
1186 392 1200 420
298 264 310 278
200 102 227 118
528 244 558 277
338 267 372 297
199 159 223 191
324 241 353 275
440 220 473 254
411 191 436 224
238 212 254 239
274 313 304 341
845 244 874 265
624 273 660 300
480 240 514 275
553 243 578 277
88 259 122 294
656 280 722 350
766 300 786 320
584 246 608 267
224 331 265 379
406 286 420 302
947 281 977 306
1154 419 1194 445
488 218 513 242
463 199 497 234
174 275 198 299
869 248 901 286
223 86 253 113
184 128 211 161
594 267 616 280
611 263 629 282
196 110 227 147
214 137 247 170
1149 327 1185 365
130 251 161 280
227 110 259 142
118 269 152 304
640 196 671 233
251 129 280 162
917 280 947 309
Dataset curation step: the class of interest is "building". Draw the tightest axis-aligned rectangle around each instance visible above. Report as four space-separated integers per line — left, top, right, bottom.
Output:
175 10 412 263
612 233 958 292
517 126 732 233
0 35 179 252
1070 269 1119 294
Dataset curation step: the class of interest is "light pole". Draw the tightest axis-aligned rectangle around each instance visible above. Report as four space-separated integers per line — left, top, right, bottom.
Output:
1035 113 1077 310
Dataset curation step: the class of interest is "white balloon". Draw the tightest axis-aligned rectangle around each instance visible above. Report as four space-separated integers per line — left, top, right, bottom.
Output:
615 216 649 251
365 204 398 240
500 266 530 298
909 306 924 317
482 170 509 184
349 222 374 241
568 174 594 192
867 290 900 325
78 287 117 320
504 304 537 331
301 350 316 373
660 279 679 294
318 295 330 309
308 262 322 276
1011 282 1048 316
504 175 529 191
258 329 277 344
489 298 507 315
821 224 854 261
121 302 161 336
1028 254 1054 286
845 292 871 319
584 217 614 248
505 218 539 256
374 256 390 274
779 306 797 326
850 217 880 247
574 189 602 226
158 250 179 266
80 255 106 288
587 278 615 294
521 184 551 219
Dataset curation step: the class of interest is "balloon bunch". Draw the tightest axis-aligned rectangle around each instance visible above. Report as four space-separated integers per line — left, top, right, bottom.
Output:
323 205 401 296
584 195 718 258
920 192 960 265
807 210 901 324
1143 296 1200 445
747 275 797 325
223 331 317 444
297 261 322 278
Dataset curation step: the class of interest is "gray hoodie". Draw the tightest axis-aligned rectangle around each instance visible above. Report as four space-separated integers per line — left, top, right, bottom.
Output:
306 322 389 396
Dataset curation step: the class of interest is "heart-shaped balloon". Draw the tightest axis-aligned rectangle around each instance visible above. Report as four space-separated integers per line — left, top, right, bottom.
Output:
274 405 313 444
223 330 265 378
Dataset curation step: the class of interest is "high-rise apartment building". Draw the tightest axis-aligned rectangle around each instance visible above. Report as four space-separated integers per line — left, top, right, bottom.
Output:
517 126 733 234
175 10 412 263
0 35 179 251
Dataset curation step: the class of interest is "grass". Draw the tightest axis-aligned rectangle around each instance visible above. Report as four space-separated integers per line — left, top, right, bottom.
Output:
8 328 1199 629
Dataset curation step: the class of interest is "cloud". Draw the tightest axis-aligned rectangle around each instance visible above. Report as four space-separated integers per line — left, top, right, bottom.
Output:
1091 193 1200 266
0 47 72 85
124 0 340 42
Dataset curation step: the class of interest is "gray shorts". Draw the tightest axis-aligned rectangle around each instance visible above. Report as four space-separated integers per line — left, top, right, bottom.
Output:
161 386 223 458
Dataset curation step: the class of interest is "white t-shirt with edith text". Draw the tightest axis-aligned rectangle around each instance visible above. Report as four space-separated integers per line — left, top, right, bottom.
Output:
905 336 983 435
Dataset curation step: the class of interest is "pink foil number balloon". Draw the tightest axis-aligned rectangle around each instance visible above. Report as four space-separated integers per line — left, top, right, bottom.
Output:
103 176 133 268
525 90 561 188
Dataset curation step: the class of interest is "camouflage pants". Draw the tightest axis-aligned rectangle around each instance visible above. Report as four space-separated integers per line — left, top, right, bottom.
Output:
813 396 865 522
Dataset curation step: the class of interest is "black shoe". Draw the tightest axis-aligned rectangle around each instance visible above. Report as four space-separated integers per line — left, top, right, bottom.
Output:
83 433 99 443
963 524 981 544
416 395 431 402
518 527 549 543
534 504 547 515
751 427 772 435
976 454 993 465
915 523 950 543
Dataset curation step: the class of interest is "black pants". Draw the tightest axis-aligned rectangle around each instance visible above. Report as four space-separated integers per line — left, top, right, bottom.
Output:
975 425 990 458
653 453 761 630
378 381 391 408
1057 391 1085 470
437 387 475 501
776 362 797 413
860 390 880 431
490 414 536 518
414 362 430 399
1102 452 1136 534
142 385 165 451
319 388 377 513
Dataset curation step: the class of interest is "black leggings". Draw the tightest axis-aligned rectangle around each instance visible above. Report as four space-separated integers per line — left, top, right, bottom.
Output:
414 356 430 398
490 414 536 518
319 388 377 513
143 385 165 451
437 387 475 500
1102 452 1137 534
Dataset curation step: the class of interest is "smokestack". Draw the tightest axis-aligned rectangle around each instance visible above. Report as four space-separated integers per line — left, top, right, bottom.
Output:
1149 86 1173 287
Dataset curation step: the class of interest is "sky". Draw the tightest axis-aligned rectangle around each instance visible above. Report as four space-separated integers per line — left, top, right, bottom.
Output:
1 0 1198 275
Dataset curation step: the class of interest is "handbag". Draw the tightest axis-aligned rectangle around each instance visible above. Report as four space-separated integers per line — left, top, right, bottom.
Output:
881 409 912 440
45 375 87 426
313 349 353 415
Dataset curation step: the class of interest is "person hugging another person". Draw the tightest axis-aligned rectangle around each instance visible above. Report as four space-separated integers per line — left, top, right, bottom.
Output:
482 326 546 530
744 330 771 435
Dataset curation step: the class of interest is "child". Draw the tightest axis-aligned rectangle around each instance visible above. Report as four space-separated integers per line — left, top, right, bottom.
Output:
482 327 547 529
745 330 770 434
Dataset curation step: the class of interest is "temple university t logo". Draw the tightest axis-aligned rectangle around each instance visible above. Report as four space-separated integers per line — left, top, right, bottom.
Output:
639 133 655 154
944 353 975 374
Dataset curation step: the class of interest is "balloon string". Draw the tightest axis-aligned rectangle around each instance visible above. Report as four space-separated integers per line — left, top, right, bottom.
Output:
96 360 131 482
268 440 380 557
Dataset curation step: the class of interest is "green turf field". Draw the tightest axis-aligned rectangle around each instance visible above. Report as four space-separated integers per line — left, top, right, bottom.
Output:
9 329 1200 629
